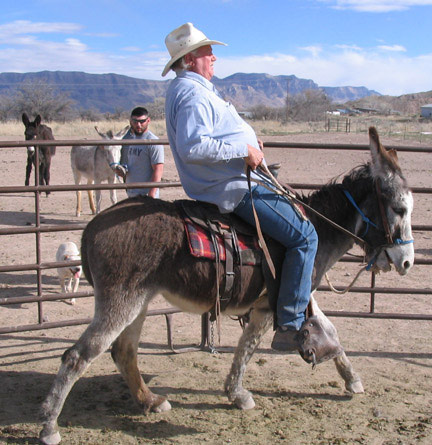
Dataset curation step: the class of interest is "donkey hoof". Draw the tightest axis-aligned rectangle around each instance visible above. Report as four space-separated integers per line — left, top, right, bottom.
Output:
235 394 255 410
346 379 364 394
39 429 61 445
152 400 171 413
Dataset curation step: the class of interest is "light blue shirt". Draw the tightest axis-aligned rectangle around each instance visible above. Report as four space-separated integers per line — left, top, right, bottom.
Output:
121 129 164 198
165 71 261 213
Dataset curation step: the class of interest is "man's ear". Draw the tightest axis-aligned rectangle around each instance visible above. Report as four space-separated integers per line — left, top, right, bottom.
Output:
184 52 194 66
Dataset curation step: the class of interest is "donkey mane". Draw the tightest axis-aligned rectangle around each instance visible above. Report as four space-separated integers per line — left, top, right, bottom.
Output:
300 162 374 243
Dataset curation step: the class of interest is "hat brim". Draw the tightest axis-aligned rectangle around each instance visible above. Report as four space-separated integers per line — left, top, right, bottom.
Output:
161 40 227 77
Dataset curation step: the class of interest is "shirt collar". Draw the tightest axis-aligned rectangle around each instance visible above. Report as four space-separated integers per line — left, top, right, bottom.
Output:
178 71 219 95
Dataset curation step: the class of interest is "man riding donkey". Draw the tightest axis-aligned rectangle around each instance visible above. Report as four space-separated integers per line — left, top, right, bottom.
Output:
163 22 340 360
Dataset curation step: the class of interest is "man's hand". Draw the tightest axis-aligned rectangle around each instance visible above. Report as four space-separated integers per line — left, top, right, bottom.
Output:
113 164 128 181
244 144 264 170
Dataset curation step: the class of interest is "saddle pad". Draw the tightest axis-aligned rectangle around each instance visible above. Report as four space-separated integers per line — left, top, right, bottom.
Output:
184 218 261 265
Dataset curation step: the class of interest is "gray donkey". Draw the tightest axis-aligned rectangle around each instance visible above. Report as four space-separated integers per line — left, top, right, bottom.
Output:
70 126 129 216
40 128 414 445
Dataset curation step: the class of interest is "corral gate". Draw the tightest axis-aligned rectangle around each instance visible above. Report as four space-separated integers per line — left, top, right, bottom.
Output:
1 138 431 348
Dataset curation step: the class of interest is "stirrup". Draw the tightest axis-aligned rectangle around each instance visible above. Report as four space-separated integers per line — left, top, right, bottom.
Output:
297 316 344 366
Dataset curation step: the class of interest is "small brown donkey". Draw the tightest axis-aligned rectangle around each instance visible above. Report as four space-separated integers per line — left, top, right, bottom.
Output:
22 113 56 193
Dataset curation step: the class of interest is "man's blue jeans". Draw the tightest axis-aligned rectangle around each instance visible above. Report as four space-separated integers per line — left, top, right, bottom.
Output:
234 184 318 330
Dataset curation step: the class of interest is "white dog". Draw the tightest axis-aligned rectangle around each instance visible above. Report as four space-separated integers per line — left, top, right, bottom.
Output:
56 242 82 305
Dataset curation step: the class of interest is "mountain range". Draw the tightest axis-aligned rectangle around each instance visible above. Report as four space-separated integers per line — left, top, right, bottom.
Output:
0 70 381 113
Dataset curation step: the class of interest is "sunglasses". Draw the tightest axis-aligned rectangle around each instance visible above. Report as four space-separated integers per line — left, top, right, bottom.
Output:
131 117 149 124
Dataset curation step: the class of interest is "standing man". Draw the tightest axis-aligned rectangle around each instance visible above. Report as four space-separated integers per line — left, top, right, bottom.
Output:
163 23 320 352
116 107 164 199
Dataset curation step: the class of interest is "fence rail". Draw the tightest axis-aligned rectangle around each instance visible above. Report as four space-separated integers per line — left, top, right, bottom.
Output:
1 138 431 339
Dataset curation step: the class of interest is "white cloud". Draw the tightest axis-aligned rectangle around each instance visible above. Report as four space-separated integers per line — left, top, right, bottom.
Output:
316 0 432 12
215 48 432 95
300 46 323 57
0 20 82 40
335 44 363 51
377 44 407 52
65 38 88 51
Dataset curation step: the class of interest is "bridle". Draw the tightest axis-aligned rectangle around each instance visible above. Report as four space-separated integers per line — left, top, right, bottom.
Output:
343 180 413 270
247 164 413 277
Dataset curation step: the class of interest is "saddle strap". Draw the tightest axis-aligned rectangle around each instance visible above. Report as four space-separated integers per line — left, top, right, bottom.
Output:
223 231 235 301
247 167 276 279
208 223 237 341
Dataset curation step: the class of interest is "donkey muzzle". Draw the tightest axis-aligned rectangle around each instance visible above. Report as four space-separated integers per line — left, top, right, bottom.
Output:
297 316 344 366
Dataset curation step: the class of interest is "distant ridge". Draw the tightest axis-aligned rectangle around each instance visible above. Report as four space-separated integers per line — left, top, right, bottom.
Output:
0 70 381 113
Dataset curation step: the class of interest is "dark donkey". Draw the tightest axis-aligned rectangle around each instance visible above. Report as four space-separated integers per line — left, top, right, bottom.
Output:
40 128 414 445
22 113 56 193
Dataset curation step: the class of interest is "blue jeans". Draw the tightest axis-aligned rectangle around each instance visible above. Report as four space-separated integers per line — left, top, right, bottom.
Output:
234 184 318 330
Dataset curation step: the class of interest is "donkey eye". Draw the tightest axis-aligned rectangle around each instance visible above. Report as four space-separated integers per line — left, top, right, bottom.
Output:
392 207 405 216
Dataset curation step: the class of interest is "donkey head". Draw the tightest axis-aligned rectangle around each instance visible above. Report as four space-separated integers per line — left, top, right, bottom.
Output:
94 126 130 167
22 113 43 155
360 127 414 275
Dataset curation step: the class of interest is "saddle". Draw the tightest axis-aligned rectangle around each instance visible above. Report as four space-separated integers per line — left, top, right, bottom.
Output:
178 162 286 318
179 199 265 318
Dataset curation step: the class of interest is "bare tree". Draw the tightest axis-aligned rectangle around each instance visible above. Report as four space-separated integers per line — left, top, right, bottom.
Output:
287 89 332 122
249 105 284 121
145 97 166 120
0 94 14 121
11 80 76 121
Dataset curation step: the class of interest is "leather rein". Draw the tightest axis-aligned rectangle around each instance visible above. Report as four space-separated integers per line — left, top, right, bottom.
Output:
246 163 413 278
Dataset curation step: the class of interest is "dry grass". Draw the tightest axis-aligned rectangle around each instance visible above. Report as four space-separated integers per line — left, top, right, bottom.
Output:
1 115 432 143
0 119 168 140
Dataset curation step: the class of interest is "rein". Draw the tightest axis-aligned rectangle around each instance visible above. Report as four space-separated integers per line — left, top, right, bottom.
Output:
247 163 414 293
250 165 367 247
246 164 369 286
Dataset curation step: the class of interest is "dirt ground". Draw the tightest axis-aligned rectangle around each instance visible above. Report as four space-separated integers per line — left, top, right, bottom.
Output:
0 130 431 444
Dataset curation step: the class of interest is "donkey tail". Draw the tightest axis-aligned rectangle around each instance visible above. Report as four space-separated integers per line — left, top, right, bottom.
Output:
80 229 94 288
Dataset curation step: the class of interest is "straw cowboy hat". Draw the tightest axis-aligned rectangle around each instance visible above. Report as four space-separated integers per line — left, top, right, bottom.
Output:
162 22 226 77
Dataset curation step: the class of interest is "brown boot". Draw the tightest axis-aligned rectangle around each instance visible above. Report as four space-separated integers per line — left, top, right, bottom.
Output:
271 327 300 352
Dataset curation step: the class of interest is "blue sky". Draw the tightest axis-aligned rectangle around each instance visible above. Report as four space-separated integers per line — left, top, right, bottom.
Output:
1 0 432 96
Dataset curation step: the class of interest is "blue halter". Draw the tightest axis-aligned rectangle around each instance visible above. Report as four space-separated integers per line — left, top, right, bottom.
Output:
343 189 378 238
343 189 414 270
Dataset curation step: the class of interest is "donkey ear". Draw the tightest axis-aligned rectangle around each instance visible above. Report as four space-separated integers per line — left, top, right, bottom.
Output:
35 115 42 126
94 126 105 139
22 113 30 126
387 148 398 162
115 126 130 139
369 126 400 178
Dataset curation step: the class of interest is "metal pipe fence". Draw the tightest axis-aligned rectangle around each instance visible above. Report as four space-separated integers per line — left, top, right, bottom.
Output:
1 138 431 339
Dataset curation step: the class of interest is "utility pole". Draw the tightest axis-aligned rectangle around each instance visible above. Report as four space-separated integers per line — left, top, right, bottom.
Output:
285 77 290 123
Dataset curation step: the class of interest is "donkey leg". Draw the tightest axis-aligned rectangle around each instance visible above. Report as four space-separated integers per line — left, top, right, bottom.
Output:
108 178 117 206
75 190 82 217
95 188 102 214
309 296 364 393
225 302 273 410
25 156 33 186
44 156 51 196
334 352 364 393
87 179 96 214
39 303 142 445
111 308 171 413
